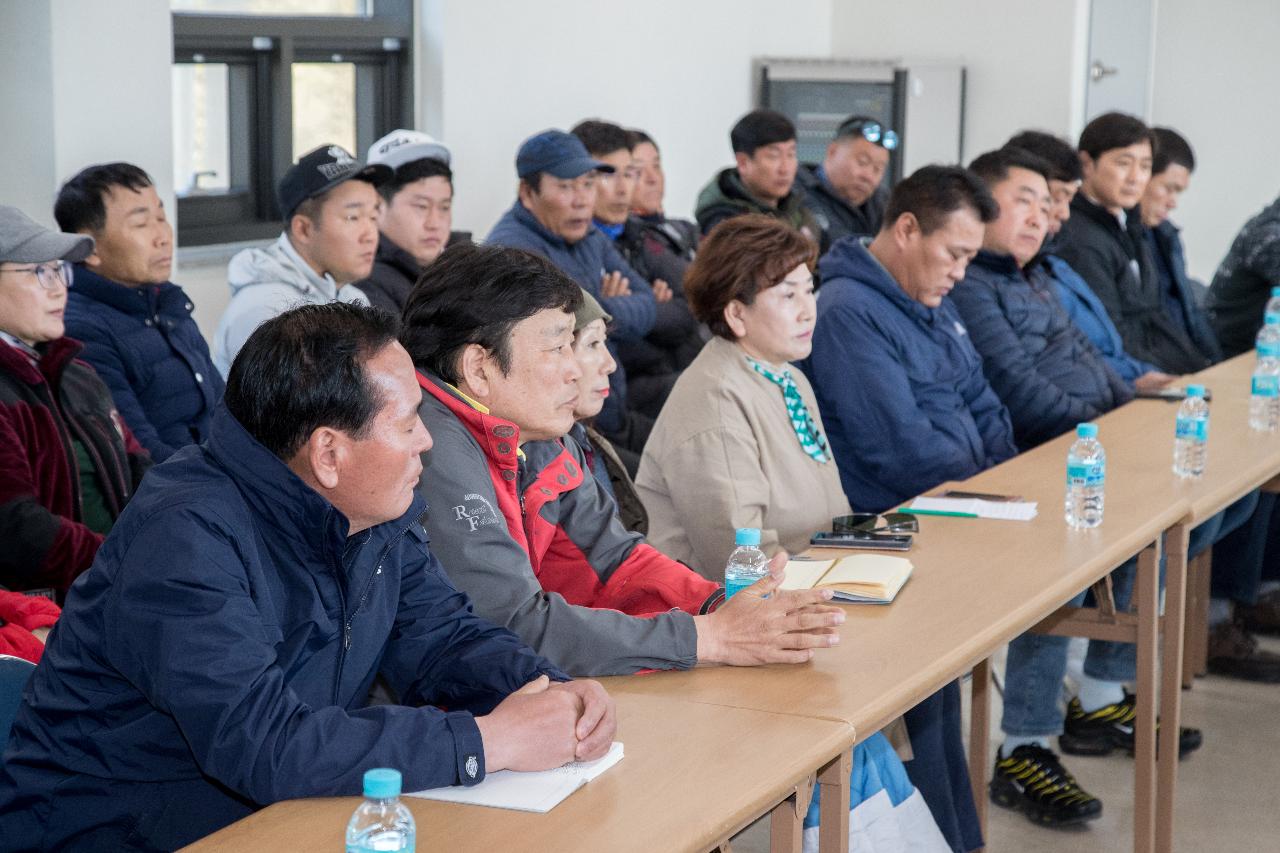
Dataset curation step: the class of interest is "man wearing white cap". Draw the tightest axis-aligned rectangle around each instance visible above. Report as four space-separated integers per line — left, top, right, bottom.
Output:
360 129 462 313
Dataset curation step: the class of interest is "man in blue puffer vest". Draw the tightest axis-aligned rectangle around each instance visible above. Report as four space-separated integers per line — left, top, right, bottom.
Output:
57 162 223 461
0 302 614 852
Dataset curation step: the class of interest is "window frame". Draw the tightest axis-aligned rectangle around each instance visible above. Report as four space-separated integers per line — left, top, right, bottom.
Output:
172 0 413 246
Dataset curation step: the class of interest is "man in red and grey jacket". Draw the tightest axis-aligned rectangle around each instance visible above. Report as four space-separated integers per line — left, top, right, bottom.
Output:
401 243 844 677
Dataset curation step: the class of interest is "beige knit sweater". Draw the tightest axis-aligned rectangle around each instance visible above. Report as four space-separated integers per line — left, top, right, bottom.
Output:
637 335 852 580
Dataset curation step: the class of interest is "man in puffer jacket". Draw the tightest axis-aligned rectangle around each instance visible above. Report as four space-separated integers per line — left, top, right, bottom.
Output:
952 148 1132 452
213 144 391 375
57 162 223 461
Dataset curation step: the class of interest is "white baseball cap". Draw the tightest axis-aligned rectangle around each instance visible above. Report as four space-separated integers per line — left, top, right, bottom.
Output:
367 129 451 170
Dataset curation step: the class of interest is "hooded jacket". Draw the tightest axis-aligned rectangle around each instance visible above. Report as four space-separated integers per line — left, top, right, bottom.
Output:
1055 194 1209 375
213 233 369 376
800 239 1017 513
1206 196 1280 358
0 404 563 852
64 266 222 461
950 250 1133 451
694 167 818 239
795 163 887 254
0 337 149 597
485 202 656 342
413 373 722 677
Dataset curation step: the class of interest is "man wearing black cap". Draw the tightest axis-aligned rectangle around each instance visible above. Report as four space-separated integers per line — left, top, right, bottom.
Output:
0 205 150 600
486 129 662 459
797 115 897 253
212 144 391 375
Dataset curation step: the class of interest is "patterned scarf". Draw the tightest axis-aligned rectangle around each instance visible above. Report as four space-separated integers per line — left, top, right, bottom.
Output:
746 357 829 463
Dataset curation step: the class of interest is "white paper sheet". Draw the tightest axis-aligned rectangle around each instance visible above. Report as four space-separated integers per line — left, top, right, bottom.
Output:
406 741 624 813
908 496 1038 521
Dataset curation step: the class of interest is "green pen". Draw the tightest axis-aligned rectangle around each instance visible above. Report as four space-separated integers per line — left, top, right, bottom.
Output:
896 507 979 518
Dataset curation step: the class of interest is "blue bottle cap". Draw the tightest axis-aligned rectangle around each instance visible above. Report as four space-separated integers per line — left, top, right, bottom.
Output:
1077 423 1098 439
1186 384 1206 398
734 527 761 547
362 768 402 799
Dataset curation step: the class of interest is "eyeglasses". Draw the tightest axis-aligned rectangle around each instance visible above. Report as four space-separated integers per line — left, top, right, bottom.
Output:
837 119 900 152
0 261 73 292
832 512 919 535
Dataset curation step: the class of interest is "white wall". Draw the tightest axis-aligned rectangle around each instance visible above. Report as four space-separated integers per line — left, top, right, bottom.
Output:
420 0 833 238
0 0 175 229
1150 0 1280 281
829 0 1091 164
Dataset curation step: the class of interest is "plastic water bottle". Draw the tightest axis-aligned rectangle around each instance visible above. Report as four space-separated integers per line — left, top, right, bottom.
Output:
724 528 769 599
1251 318 1280 431
1266 286 1280 321
346 769 415 853
1065 423 1105 529
1173 384 1209 478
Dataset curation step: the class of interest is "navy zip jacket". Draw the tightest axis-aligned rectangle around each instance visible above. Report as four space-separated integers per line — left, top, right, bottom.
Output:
801 239 1017 513
486 201 656 341
64 266 222 461
0 404 565 852
950 250 1132 451
1146 220 1223 364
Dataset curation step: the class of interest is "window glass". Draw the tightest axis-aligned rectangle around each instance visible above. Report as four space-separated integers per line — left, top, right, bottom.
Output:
172 63 231 195
291 62 357 160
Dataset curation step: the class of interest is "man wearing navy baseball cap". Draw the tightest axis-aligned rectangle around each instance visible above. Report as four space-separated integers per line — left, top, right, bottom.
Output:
486 129 659 462
212 144 392 375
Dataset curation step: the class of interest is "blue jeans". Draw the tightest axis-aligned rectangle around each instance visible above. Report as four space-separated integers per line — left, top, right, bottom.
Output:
1002 503 1238 737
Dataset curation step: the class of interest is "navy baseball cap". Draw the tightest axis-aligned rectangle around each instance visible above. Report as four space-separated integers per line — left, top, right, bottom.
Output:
277 144 393 219
516 130 615 180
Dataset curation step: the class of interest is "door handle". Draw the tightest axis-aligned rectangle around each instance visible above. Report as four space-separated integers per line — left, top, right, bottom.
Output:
1090 60 1119 82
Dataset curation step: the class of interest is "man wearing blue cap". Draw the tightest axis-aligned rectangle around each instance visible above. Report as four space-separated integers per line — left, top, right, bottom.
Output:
487 129 661 457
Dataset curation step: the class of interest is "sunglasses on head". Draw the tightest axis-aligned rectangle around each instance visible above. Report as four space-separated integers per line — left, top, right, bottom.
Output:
837 119 900 152
832 512 919 535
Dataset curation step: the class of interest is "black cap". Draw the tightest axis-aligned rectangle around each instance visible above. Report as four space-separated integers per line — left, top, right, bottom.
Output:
277 144 393 219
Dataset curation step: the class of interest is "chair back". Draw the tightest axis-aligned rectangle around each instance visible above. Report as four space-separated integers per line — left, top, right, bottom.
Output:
0 654 36 745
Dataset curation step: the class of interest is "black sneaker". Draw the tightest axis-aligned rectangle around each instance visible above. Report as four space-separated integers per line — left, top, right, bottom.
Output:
990 744 1103 827
1059 692 1203 758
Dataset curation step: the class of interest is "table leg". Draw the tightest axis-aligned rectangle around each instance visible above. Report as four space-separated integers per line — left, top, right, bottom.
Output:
967 658 991 840
1133 538 1160 853
1158 522 1189 853
817 748 852 853
768 774 813 853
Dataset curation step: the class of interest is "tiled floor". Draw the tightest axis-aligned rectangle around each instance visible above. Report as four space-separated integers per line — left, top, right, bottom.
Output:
733 635 1280 852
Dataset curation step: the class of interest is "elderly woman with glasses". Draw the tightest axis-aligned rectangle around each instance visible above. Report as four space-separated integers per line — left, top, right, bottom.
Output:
0 206 150 601
638 216 949 850
637 214 851 575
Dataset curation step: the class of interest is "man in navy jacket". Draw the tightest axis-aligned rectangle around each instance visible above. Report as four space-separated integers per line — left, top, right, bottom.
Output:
803 165 1015 514
56 162 223 461
0 303 614 852
801 166 1009 852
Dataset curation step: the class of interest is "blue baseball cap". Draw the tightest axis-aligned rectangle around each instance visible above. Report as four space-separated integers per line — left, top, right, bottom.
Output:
516 130 615 180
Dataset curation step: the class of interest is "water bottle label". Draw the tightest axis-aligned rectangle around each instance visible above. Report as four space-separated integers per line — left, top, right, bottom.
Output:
725 578 754 600
1260 342 1280 359
1066 461 1105 487
1175 416 1208 441
1253 375 1280 398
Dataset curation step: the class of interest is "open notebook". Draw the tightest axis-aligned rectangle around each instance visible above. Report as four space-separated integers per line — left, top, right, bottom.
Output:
780 555 914 603
406 742 624 813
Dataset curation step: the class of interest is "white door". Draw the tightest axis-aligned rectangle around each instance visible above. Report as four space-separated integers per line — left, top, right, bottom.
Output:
1085 0 1156 120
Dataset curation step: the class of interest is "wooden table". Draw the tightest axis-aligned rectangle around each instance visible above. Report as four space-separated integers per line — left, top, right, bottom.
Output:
602 394 1194 853
180 693 855 853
